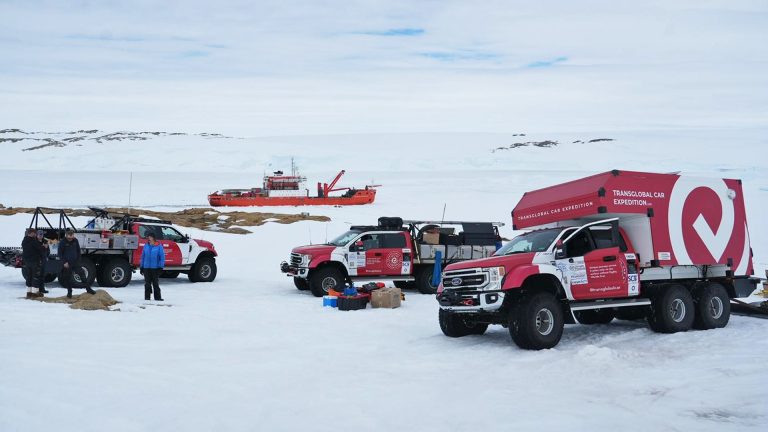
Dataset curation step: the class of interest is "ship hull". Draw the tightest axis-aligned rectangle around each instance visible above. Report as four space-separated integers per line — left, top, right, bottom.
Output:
208 190 376 207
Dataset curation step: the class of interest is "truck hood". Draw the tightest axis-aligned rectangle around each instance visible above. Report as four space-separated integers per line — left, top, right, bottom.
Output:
444 252 536 272
292 244 336 255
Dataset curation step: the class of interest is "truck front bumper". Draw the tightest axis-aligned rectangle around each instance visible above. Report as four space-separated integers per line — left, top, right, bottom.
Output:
437 289 506 313
280 261 309 278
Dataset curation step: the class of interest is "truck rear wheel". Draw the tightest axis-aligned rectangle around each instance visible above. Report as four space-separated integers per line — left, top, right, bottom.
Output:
648 284 694 333
309 267 344 297
416 266 438 294
574 309 615 325
189 257 217 283
509 292 564 350
44 273 57 283
294 277 309 291
99 259 132 287
439 309 488 337
692 282 730 330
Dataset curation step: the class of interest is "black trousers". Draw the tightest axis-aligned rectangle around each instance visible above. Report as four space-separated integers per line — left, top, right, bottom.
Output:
61 263 89 296
143 268 162 300
23 263 40 288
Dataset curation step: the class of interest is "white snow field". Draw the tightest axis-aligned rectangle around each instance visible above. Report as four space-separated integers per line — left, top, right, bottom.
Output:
0 130 767 432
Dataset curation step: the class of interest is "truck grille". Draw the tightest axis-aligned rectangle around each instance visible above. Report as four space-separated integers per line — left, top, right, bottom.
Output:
290 253 302 266
442 268 488 290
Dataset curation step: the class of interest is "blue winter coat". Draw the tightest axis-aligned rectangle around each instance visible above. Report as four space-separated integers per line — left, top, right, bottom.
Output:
140 243 165 269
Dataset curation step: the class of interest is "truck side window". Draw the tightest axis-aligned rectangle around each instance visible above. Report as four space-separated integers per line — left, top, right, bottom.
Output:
139 225 160 239
566 230 594 258
589 226 628 251
161 226 184 243
359 234 381 250
381 233 406 248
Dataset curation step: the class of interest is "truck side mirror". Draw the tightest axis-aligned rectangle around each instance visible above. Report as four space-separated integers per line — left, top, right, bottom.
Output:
555 239 566 260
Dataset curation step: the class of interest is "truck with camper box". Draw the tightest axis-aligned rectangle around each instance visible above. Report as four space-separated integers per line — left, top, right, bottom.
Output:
436 170 757 350
281 217 504 297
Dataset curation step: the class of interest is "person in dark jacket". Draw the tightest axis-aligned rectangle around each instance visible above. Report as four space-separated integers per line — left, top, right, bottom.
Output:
141 233 165 301
34 230 50 294
59 229 96 298
21 228 47 299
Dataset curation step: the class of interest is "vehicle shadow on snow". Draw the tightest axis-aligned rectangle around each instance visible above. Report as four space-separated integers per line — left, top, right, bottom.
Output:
476 319 651 351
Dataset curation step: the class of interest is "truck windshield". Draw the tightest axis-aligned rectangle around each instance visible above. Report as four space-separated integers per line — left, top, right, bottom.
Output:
495 229 563 255
328 230 362 246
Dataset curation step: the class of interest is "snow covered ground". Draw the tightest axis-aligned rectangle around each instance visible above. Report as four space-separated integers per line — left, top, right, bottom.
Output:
1 130 767 431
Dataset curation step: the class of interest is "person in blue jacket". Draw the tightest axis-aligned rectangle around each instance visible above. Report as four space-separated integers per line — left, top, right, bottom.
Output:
140 232 165 301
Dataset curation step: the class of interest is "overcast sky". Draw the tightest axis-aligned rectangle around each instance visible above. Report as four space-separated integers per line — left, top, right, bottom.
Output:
1 0 766 135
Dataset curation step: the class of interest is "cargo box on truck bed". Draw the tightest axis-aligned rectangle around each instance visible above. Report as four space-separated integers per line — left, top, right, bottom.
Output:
512 170 754 276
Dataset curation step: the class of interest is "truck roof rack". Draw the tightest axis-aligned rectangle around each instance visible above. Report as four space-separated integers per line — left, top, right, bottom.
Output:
402 220 505 227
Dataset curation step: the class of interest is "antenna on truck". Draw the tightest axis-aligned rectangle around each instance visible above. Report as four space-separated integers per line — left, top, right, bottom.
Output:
441 203 447 226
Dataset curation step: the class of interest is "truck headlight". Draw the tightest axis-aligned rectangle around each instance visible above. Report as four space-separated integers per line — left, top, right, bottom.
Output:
301 254 312 266
488 266 506 287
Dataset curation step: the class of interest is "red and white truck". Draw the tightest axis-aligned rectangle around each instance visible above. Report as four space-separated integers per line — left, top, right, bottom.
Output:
1 208 218 288
280 217 504 297
437 170 758 350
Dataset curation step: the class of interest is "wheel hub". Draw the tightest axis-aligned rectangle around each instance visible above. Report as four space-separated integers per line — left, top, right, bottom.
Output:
111 268 124 282
535 308 555 336
322 276 337 291
200 265 212 279
670 299 686 322
709 296 724 319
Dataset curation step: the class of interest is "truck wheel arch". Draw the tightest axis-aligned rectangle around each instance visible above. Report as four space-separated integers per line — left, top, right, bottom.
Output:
516 273 567 300
312 261 349 280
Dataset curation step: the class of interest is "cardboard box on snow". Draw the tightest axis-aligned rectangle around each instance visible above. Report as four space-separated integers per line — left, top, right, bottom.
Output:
371 288 402 309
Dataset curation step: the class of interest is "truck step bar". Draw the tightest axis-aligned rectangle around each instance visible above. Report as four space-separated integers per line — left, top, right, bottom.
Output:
569 298 651 311
351 276 415 283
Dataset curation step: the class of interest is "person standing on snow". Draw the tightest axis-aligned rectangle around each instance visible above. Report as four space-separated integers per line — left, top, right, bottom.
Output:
34 230 51 294
140 233 165 301
21 228 47 299
59 229 96 299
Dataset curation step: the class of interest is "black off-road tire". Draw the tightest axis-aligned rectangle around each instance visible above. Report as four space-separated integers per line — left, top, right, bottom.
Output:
189 257 217 283
647 284 695 333
509 292 564 350
44 273 57 283
99 259 132 287
416 266 438 294
614 306 649 321
161 270 180 279
294 277 309 291
309 267 344 297
439 309 488 337
692 282 730 330
574 309 615 325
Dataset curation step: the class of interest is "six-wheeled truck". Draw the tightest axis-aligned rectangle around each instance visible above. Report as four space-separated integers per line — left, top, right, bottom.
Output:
281 217 504 296
0 208 218 287
436 170 759 350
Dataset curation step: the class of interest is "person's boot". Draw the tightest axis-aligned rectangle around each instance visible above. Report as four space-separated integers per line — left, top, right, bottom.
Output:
85 287 96 295
67 288 73 299
154 287 163 302
145 287 151 301
26 289 34 299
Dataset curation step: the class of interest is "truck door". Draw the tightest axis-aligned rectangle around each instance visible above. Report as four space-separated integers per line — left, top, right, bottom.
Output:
159 226 189 265
355 232 408 276
556 220 631 300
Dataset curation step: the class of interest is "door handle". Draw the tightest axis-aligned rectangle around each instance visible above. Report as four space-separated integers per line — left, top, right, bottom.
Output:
603 256 617 262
